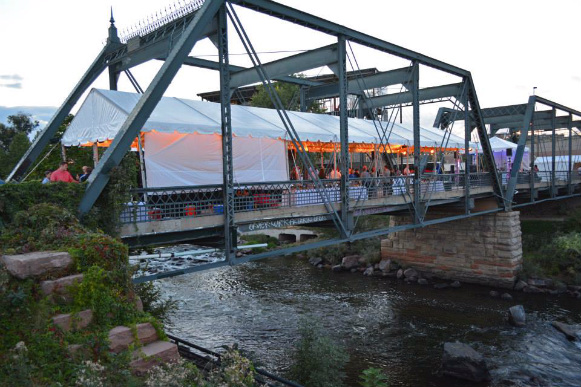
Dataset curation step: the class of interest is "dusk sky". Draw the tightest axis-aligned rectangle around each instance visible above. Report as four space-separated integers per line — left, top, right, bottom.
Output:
1 0 580 127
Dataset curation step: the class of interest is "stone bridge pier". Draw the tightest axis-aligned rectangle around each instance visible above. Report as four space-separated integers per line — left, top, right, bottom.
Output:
381 211 522 288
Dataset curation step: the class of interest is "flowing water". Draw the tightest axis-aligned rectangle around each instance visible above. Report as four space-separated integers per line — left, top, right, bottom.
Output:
157 255 581 387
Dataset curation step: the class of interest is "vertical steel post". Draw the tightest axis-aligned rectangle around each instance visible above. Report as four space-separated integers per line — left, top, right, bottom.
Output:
338 35 350 237
506 96 535 206
109 68 119 91
529 120 535 202
551 108 556 197
463 84 470 214
411 62 421 224
218 4 236 261
299 87 307 112
568 113 573 194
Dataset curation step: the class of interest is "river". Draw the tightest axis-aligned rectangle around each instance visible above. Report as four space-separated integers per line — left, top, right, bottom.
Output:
158 255 581 387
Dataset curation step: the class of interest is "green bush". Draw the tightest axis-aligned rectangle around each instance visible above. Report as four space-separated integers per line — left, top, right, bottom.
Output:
523 232 581 284
289 319 349 387
359 367 389 387
134 279 178 324
0 203 88 254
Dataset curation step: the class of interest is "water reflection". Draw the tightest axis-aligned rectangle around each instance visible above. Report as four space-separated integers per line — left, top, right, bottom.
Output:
160 256 581 387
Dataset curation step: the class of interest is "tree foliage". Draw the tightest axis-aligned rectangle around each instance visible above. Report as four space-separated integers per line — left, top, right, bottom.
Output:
0 113 38 179
289 318 349 387
250 78 325 113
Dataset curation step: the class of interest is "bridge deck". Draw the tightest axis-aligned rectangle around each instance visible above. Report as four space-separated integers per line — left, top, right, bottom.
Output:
120 174 580 241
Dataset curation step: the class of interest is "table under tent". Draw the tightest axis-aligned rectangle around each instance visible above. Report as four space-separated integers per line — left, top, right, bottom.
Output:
61 89 473 219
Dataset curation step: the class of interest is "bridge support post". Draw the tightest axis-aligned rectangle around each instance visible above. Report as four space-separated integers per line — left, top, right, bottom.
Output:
381 211 522 288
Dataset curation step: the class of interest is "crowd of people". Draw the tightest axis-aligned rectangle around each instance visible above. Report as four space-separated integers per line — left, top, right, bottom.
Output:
291 164 415 181
42 162 93 184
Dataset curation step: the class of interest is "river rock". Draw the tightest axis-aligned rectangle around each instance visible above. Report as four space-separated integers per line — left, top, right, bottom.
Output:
527 278 553 288
404 268 418 278
508 305 526 327
441 342 491 382
378 258 391 272
341 255 360 270
434 283 449 290
396 269 404 279
514 280 528 291
551 321 580 341
418 278 429 285
363 267 374 276
490 291 500 298
332 265 342 272
405 276 417 283
523 285 543 294
450 281 461 288
309 257 323 266
501 293 513 301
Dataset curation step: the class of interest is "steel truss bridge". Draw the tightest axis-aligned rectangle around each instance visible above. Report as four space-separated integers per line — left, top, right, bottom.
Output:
8 0 581 281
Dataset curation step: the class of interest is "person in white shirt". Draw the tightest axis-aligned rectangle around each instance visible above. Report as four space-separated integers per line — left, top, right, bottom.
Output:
328 167 341 179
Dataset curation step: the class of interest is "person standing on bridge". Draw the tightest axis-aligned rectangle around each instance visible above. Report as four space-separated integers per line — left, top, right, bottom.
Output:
50 162 77 183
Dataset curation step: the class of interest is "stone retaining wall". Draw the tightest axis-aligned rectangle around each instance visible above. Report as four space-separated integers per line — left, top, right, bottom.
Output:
381 211 522 288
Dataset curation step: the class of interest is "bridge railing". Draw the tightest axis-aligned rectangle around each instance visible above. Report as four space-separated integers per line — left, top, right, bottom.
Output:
120 173 495 224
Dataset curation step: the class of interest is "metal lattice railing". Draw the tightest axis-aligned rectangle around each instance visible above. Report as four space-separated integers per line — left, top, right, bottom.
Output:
120 173 498 224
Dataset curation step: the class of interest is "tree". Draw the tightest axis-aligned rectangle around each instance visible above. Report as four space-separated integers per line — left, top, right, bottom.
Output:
0 133 30 178
0 113 38 152
250 77 325 113
0 113 38 179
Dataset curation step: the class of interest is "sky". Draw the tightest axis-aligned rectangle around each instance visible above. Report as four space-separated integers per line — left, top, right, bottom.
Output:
1 0 580 128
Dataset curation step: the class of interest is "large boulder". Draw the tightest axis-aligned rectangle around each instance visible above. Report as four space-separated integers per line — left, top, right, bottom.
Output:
551 321 580 341
441 342 491 382
1 251 72 279
341 255 360 270
403 268 418 279
52 309 93 332
514 280 528 291
130 341 179 376
508 305 526 327
41 274 84 296
378 258 391 272
363 267 374 276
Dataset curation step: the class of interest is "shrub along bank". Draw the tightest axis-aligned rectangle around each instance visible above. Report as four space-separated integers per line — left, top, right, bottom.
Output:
521 211 581 286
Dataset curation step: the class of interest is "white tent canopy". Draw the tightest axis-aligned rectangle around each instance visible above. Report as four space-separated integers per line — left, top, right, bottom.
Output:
64 89 472 148
63 89 473 187
470 136 531 171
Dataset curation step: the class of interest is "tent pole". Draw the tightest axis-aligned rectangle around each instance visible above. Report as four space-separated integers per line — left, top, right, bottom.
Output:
137 134 148 190
61 143 67 163
92 143 99 167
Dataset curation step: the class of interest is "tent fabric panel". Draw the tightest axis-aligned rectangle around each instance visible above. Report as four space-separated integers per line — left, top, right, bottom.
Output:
238 105 337 143
144 131 288 187
62 89 129 146
64 89 474 150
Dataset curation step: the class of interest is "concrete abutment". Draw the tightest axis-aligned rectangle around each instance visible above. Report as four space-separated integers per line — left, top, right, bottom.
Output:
381 211 522 288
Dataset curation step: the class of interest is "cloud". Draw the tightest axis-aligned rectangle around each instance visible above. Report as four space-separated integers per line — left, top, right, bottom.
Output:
0 82 22 89
0 74 23 81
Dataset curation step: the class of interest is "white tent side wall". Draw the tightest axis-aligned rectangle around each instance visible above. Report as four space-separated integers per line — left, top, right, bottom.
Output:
534 155 581 181
144 131 288 187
